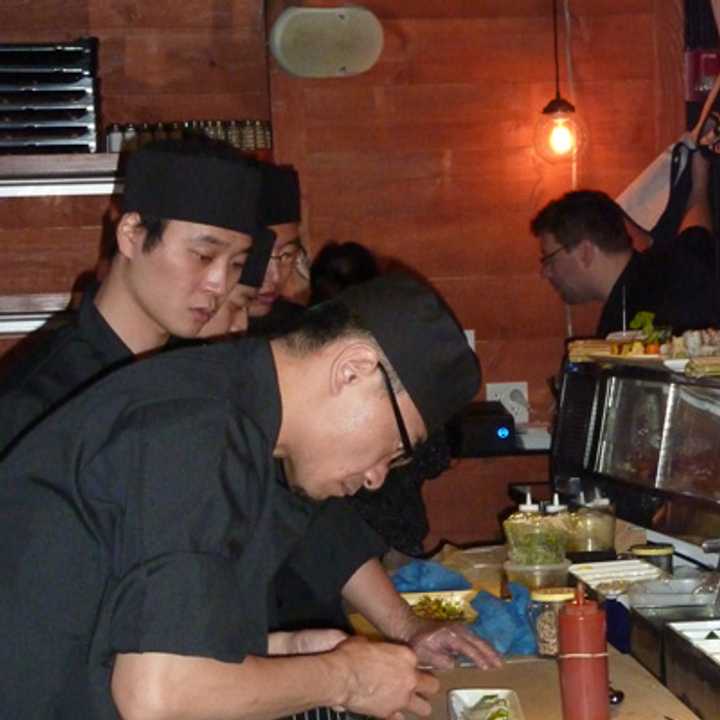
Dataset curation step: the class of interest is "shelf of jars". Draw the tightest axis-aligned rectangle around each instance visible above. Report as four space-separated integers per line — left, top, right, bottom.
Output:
0 119 273 198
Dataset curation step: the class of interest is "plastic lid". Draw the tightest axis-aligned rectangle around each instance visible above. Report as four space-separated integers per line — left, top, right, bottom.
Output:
518 490 540 513
630 543 674 557
530 586 576 602
545 492 568 514
587 487 611 508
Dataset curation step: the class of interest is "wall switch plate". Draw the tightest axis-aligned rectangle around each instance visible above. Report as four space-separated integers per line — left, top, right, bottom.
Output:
464 329 475 350
485 381 529 424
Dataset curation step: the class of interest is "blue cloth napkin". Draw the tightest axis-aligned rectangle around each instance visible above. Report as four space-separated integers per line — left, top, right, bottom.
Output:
468 582 537 656
391 560 471 592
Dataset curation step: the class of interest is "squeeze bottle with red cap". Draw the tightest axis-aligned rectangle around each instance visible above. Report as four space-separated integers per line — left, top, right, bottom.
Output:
557 583 609 720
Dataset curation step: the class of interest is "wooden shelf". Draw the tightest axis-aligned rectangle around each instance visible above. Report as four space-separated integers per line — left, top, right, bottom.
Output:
0 153 123 197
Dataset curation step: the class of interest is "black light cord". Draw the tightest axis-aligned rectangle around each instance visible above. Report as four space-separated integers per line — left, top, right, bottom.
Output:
552 0 560 99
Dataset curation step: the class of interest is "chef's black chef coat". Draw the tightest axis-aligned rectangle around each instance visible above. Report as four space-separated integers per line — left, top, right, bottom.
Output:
597 226 720 338
0 286 386 638
0 287 132 454
0 340 318 719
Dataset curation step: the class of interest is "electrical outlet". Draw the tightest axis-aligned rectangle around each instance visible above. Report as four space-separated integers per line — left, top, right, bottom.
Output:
485 381 529 424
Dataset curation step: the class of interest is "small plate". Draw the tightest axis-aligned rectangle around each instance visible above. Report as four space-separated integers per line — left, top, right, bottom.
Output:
663 358 689 372
448 688 525 720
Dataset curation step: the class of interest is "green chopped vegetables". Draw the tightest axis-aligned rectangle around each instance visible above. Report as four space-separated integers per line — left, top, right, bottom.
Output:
628 311 671 345
464 694 511 720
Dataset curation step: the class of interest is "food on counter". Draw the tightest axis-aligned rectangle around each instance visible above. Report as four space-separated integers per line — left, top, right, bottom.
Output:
567 338 612 362
604 312 670 355
463 694 511 720
411 594 466 621
686 356 720 377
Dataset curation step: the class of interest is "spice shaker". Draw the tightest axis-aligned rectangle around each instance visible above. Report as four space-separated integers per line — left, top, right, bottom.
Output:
558 584 609 720
529 586 575 657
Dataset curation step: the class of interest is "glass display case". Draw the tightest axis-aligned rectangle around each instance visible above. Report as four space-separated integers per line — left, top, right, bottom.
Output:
552 361 720 547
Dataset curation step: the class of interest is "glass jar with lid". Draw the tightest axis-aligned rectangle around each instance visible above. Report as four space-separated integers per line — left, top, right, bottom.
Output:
529 586 576 657
629 543 673 573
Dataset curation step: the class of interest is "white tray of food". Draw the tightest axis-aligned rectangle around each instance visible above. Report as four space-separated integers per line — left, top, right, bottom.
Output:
569 559 665 601
448 688 525 720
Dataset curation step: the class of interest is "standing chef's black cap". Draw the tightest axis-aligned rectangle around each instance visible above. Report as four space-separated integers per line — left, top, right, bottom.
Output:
123 139 273 247
337 273 481 432
258 163 301 225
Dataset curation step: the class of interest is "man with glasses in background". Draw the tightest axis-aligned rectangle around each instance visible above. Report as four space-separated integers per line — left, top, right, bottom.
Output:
531 188 719 337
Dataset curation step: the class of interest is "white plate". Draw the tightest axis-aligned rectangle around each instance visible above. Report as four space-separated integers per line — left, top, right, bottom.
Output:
448 688 525 720
663 358 689 372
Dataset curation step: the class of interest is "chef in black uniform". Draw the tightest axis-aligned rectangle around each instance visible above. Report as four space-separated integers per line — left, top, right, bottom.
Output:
0 273 499 719
531 187 720 337
0 138 274 455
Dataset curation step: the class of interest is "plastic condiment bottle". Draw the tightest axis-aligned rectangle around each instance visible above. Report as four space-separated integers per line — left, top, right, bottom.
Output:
502 491 540 562
557 583 609 720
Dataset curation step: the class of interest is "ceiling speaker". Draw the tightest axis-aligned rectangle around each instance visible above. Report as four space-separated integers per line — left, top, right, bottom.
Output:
270 6 384 78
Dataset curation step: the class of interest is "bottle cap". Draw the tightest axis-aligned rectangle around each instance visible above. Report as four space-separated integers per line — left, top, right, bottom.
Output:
545 492 568 514
518 490 539 513
587 487 611 508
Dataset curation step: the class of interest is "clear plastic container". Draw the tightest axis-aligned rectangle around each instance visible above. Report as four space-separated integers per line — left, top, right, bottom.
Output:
504 559 571 591
503 492 566 565
544 492 572 542
566 490 616 553
529 586 576 656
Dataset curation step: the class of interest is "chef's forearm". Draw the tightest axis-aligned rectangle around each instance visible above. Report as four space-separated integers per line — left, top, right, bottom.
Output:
341 557 425 642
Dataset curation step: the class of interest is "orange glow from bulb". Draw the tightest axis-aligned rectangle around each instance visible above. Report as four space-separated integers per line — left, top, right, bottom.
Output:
548 119 575 156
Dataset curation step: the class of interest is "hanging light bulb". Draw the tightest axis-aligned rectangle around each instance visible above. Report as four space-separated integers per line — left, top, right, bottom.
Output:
534 0 587 164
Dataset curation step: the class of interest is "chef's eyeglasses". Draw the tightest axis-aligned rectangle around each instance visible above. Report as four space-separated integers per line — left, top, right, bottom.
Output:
539 243 575 266
378 363 414 469
270 240 302 266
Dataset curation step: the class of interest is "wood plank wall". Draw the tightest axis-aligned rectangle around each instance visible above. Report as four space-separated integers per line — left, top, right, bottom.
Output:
0 0 684 549
268 0 685 549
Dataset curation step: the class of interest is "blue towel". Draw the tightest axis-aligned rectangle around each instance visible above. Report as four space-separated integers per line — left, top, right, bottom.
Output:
391 560 471 592
468 582 537 656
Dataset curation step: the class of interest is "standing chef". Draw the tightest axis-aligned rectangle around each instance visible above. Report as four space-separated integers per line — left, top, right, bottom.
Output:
0 273 499 719
0 138 274 455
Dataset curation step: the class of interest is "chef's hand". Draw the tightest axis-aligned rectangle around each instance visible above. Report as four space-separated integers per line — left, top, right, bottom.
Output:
408 620 503 671
330 636 439 719
268 628 348 655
